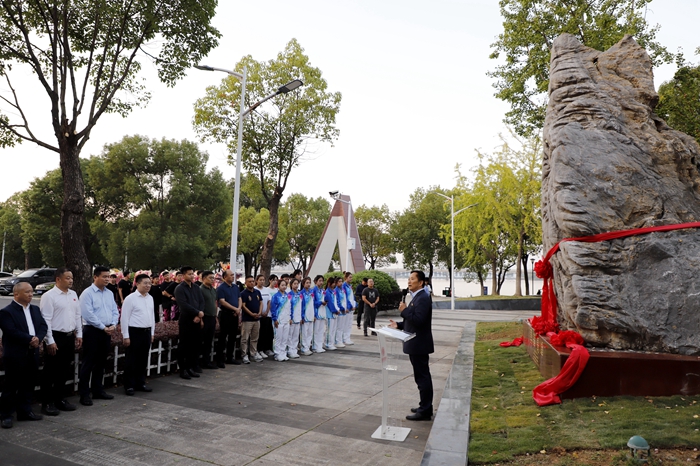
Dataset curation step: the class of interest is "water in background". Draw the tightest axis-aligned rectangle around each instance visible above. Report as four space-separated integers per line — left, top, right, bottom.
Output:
387 274 542 298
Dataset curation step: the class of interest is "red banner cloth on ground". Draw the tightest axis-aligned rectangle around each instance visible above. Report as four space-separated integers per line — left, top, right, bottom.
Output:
532 341 590 406
499 337 524 347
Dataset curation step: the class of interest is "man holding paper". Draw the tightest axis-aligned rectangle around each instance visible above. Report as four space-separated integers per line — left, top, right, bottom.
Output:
389 270 434 421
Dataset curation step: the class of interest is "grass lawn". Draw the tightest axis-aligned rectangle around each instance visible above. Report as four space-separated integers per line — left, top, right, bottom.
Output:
469 322 700 465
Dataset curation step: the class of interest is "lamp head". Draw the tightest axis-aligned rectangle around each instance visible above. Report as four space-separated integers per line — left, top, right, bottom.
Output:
194 65 214 71
278 79 303 94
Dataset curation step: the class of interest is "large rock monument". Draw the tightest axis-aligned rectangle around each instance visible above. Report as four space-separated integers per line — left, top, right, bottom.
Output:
542 34 700 355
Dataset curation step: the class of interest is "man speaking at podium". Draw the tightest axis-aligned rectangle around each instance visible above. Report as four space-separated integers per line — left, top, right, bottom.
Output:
389 270 434 421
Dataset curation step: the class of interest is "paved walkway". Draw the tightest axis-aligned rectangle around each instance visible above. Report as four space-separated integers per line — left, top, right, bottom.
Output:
0 308 533 466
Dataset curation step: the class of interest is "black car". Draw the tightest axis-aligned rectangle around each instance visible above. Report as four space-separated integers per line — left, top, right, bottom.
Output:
0 268 56 295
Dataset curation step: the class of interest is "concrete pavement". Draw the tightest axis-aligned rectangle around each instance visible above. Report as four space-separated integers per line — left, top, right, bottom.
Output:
0 306 534 465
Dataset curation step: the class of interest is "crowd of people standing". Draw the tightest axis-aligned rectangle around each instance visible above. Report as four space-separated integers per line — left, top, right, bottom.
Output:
0 265 391 428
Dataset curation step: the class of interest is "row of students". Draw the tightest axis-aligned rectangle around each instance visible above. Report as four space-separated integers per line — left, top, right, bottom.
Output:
267 273 357 362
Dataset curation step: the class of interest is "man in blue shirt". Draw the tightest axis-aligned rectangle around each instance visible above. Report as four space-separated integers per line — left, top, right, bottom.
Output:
78 266 119 406
216 269 242 367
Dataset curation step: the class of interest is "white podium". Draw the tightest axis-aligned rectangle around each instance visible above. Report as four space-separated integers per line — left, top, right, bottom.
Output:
369 326 415 442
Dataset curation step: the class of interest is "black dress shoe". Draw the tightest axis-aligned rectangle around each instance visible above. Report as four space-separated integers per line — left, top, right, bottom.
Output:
125 388 135 396
226 359 242 365
406 412 432 421
17 411 43 421
93 391 114 400
410 407 419 413
56 400 77 411
186 368 200 378
135 385 153 392
216 361 226 369
192 365 203 373
180 370 191 380
80 395 93 406
1 417 12 429
202 362 217 370
41 403 60 416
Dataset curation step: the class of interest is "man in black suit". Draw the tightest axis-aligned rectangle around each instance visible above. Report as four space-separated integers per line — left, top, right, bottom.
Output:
390 270 434 421
0 282 49 428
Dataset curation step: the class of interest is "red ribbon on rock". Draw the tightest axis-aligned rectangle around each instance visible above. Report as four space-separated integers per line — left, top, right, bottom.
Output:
535 221 700 331
531 221 700 406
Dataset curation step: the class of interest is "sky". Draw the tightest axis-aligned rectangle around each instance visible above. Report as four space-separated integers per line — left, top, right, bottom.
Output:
0 0 698 213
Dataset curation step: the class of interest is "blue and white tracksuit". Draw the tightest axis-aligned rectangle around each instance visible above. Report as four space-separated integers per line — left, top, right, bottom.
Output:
312 286 327 352
300 289 315 353
287 291 302 357
342 282 356 343
324 288 339 349
271 291 291 360
335 286 347 345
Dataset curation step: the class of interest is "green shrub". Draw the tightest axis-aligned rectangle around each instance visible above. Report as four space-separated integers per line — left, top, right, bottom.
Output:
323 269 399 297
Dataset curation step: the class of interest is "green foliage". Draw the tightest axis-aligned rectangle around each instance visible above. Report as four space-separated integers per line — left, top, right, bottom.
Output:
324 269 399 298
656 61 700 145
469 322 700 464
454 133 542 295
193 38 341 276
489 0 675 137
237 206 289 276
355 204 396 270
281 193 331 274
392 186 463 280
0 194 32 270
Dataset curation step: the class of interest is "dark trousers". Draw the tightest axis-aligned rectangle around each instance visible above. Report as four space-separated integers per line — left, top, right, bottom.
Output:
200 315 217 362
178 319 200 371
216 310 239 362
409 354 433 415
0 353 38 417
363 305 377 332
356 301 364 327
258 316 274 352
78 325 111 396
40 331 75 404
124 327 151 390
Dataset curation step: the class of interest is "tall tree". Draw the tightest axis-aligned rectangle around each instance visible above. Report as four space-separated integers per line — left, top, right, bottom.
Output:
0 1 220 291
85 135 231 271
392 186 455 286
355 204 396 270
237 206 289 277
282 193 331 275
0 194 33 271
489 0 673 136
656 57 700 145
193 39 341 280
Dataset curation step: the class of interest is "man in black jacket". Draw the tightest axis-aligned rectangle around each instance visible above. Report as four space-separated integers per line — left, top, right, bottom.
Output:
0 282 49 428
174 266 205 379
390 270 434 421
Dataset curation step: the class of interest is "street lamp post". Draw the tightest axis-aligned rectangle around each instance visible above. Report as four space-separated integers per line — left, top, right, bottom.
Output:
434 193 477 311
531 257 535 295
329 191 353 273
195 64 303 277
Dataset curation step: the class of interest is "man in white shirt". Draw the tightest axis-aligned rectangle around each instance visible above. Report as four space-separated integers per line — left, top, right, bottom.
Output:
121 274 156 396
39 267 82 416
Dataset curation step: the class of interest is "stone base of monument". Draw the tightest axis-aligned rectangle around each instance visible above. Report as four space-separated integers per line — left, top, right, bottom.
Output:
524 321 700 398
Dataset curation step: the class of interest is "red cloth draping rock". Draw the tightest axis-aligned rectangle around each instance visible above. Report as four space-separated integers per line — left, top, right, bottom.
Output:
549 330 584 347
499 337 524 347
530 315 559 335
532 343 590 406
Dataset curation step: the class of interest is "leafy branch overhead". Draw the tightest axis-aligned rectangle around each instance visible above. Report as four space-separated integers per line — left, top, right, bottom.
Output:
489 0 675 137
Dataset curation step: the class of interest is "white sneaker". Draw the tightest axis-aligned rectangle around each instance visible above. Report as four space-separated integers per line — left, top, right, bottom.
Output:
242 355 250 364
301 350 313 356
253 354 263 362
335 343 346 348
258 351 268 359
325 345 336 351
288 353 300 359
265 350 275 357
275 355 287 362
344 340 354 346
316 348 326 353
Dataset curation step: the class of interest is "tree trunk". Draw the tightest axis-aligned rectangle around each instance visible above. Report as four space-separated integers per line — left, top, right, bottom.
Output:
259 191 282 280
58 140 92 293
522 255 530 295
514 230 524 296
478 271 484 296
243 253 253 278
25 252 29 270
490 259 498 296
428 261 434 296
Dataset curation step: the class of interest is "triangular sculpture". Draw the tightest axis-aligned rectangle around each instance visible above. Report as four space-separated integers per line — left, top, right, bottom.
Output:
307 195 365 277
